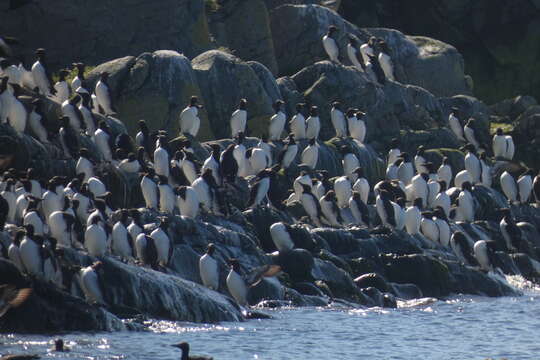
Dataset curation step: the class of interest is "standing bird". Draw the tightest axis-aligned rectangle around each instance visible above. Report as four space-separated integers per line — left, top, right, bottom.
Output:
319 190 341 227
352 167 370 204
404 198 422 235
479 152 492 188
0 77 27 133
301 138 319 169
150 219 173 267
135 119 154 158
268 100 286 141
437 157 452 187
248 169 272 208
414 146 428 175
334 175 353 209
305 106 320 140
387 138 401 167
248 147 269 175
175 185 199 219
94 121 113 162
269 222 294 252
347 35 365 71
192 168 220 214
78 92 97 137
230 98 247 138
322 25 340 63
450 232 478 266
19 225 43 276
464 144 481 184
500 171 518 204
360 37 376 66
376 189 397 228
28 98 50 143
202 144 222 186
463 118 480 150
153 137 170 178
349 191 370 226
158 176 175 214
278 134 298 169
141 169 158 209
180 96 202 137
290 103 306 140
349 111 367 143
219 144 239 184
492 128 515 160
397 153 414 185
341 147 360 181
199 243 219 290
226 258 280 307
84 216 108 257
79 262 106 305
111 209 134 259
94 72 116 115
61 95 85 132
71 62 86 90
517 169 534 204
433 207 450 247
448 107 465 142
500 208 521 252
300 183 323 227
59 116 79 159
53 69 71 103
330 101 347 138
31 48 55 96
378 41 395 81
456 182 475 222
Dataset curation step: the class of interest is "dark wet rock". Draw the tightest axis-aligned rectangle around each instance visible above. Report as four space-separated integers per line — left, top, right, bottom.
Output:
511 254 540 282
311 258 360 301
192 50 281 139
86 51 211 140
1 0 212 72
318 249 352 274
276 76 305 118
354 272 389 292
381 253 453 297
276 248 315 282
208 0 278 74
0 259 126 333
389 282 423 300
490 95 538 122
514 105 540 169
292 281 327 297
339 0 540 103
270 4 470 98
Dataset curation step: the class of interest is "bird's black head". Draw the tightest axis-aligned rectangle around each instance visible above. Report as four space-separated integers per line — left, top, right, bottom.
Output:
207 243 215 256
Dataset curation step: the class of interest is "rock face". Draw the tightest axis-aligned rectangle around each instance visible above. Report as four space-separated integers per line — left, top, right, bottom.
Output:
208 0 279 74
269 4 471 97
0 0 213 71
192 50 281 139
339 0 540 103
86 51 213 140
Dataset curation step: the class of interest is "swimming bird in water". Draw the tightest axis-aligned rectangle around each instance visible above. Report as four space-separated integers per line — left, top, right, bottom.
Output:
171 341 213 360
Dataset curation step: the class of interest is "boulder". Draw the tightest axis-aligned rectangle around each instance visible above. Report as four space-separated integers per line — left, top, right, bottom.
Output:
207 0 279 74
0 0 212 71
87 51 212 140
269 4 470 98
339 0 540 103
290 62 444 142
192 50 281 139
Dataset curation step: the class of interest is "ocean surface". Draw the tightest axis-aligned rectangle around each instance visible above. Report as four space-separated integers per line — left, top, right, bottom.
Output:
2 275 539 360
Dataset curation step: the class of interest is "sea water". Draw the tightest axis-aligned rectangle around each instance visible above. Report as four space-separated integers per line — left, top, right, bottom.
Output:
2 275 539 359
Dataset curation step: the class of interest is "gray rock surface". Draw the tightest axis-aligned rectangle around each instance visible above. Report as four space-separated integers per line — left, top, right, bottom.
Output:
0 0 213 71
192 50 281 139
